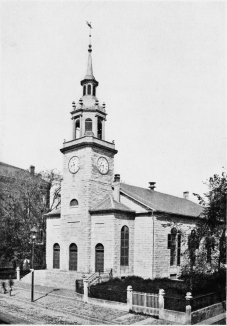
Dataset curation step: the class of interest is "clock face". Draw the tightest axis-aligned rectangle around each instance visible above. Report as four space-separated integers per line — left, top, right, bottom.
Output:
97 157 109 175
68 156 80 174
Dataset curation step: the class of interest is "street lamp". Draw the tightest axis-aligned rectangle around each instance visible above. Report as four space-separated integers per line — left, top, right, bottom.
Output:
30 226 38 302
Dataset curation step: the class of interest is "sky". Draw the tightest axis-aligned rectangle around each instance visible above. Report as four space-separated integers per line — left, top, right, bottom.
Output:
1 0 226 202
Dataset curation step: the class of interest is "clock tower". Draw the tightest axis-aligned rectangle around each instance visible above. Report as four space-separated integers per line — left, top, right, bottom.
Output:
59 41 117 273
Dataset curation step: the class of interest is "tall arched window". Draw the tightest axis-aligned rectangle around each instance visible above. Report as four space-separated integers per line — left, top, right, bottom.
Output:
69 243 77 271
95 243 104 272
93 86 96 96
70 199 78 207
83 85 86 96
75 119 80 139
85 118 92 132
121 226 129 266
88 84 91 95
53 243 60 269
168 228 181 266
97 118 102 140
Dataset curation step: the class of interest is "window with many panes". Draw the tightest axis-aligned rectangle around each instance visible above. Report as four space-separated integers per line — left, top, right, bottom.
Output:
121 226 129 266
168 228 181 266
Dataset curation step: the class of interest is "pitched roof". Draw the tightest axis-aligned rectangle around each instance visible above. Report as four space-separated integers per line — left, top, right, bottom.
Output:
120 183 203 217
90 195 135 214
44 208 61 217
0 161 49 186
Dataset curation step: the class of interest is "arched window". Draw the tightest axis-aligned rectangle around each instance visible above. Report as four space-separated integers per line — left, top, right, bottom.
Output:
95 243 104 272
88 84 91 95
121 226 129 266
97 118 102 140
168 228 181 266
70 199 78 207
85 118 92 132
75 119 80 139
83 85 86 96
93 86 96 96
69 243 77 270
53 243 60 269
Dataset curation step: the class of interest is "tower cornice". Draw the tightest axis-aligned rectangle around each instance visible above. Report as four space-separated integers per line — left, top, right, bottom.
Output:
60 136 117 155
70 108 107 117
80 79 99 87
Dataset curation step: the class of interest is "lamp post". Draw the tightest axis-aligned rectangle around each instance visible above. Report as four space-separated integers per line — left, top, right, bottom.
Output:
30 226 38 302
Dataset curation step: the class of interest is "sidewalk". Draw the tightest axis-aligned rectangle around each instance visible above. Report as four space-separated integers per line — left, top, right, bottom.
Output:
0 281 173 325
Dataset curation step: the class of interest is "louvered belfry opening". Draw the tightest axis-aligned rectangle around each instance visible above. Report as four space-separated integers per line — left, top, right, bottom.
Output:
97 118 102 139
85 118 92 132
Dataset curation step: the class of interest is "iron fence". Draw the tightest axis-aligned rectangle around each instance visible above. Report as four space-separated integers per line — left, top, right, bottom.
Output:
191 291 226 312
164 295 186 312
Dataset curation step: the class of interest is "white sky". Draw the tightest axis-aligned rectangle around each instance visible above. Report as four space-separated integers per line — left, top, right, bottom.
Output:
1 0 226 202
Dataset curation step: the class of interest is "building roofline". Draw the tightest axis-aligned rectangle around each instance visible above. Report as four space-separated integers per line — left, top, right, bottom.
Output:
0 161 29 173
120 190 155 211
89 208 135 215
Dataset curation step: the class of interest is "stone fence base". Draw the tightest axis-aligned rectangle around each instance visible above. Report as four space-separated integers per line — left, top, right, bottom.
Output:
191 302 226 325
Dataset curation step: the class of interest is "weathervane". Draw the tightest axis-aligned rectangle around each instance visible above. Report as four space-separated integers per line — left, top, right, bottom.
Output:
86 21 93 45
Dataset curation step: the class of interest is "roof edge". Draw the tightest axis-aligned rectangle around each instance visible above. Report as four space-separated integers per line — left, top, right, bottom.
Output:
89 208 135 215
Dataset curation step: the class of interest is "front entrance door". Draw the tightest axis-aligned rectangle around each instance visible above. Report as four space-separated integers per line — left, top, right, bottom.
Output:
69 243 77 271
95 243 104 272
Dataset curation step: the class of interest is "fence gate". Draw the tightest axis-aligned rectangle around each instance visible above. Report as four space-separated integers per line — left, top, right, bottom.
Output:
132 291 159 316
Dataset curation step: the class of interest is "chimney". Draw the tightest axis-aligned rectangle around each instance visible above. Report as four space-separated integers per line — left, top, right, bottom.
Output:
183 191 189 199
30 165 35 176
148 182 156 191
113 174 120 202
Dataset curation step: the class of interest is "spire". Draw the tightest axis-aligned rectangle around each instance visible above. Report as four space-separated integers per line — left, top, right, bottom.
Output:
84 45 94 79
84 21 95 80
81 22 98 87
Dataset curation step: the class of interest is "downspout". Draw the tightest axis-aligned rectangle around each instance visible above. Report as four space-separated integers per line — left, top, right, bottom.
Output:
152 210 155 279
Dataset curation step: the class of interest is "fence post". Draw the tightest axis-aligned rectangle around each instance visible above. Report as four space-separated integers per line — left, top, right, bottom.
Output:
144 292 147 310
83 279 89 303
16 267 20 281
127 285 133 311
159 289 165 319
185 292 193 325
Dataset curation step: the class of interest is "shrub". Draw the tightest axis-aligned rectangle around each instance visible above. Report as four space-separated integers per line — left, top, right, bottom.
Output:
180 267 226 295
89 272 226 303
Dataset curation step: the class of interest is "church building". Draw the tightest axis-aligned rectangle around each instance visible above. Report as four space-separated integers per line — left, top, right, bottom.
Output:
45 37 203 280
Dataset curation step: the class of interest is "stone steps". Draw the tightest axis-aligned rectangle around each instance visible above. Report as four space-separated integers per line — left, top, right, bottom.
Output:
19 270 89 289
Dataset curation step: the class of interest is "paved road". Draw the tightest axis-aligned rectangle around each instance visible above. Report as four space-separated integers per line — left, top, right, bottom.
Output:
0 282 175 325
0 285 148 325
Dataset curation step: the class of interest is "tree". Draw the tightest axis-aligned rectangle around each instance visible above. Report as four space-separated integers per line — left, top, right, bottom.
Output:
0 168 62 267
180 170 226 284
193 171 226 269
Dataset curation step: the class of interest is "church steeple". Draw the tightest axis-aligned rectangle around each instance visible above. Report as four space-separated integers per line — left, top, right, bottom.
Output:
69 27 109 141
